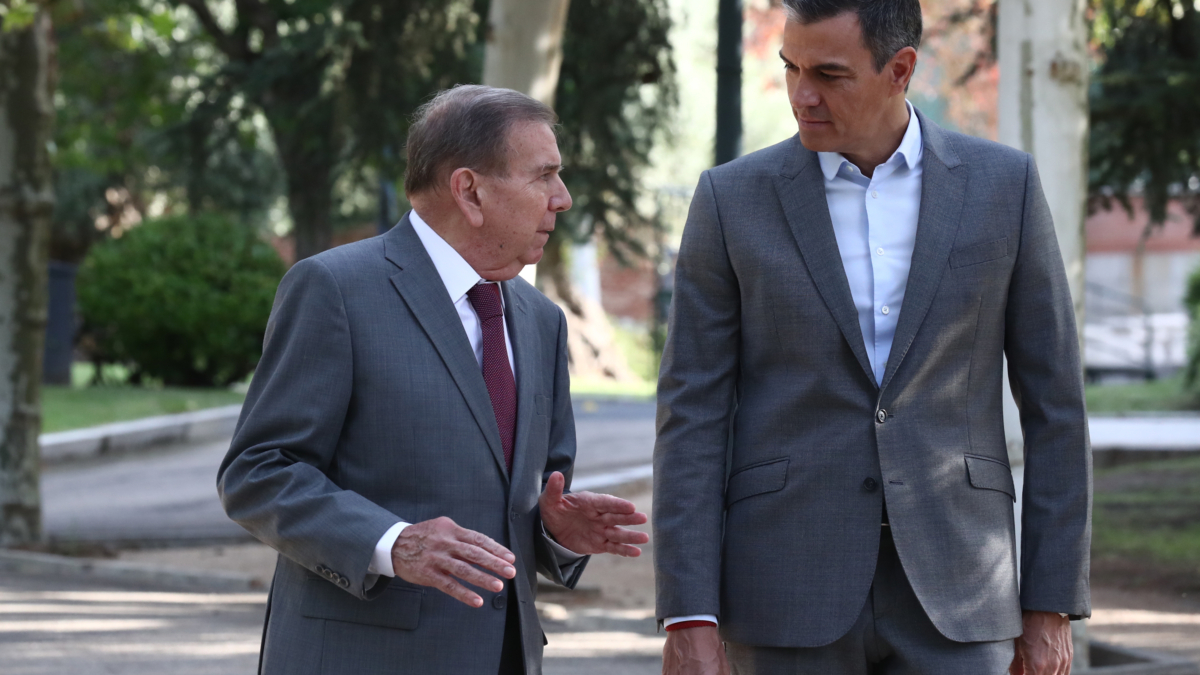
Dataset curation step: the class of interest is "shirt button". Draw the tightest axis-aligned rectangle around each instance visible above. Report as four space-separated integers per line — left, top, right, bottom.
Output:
871 190 879 199
876 409 888 424
881 306 890 315
876 247 885 256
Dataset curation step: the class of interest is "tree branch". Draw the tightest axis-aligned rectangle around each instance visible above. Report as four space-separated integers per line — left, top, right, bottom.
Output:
178 0 248 61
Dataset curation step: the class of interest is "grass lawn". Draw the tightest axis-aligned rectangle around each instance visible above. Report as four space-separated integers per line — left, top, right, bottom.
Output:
1091 455 1200 593
41 385 246 433
1086 374 1200 414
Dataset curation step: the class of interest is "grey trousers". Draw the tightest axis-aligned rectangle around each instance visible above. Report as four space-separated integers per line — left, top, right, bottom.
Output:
727 528 1015 675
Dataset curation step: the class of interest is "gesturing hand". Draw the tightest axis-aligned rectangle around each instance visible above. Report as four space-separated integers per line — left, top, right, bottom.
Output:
1009 611 1073 675
538 471 650 556
391 516 517 608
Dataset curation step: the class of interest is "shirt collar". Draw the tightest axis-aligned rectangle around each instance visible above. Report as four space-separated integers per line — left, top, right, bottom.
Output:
817 100 923 182
408 209 488 305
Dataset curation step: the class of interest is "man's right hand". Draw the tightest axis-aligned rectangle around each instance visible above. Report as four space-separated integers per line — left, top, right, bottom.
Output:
391 516 517 608
663 624 729 675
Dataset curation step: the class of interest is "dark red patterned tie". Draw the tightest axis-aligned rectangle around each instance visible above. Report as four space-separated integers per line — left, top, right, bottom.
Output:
466 283 516 474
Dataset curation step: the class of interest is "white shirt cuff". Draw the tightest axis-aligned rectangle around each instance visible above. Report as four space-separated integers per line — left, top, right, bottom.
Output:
664 615 719 628
368 521 410 577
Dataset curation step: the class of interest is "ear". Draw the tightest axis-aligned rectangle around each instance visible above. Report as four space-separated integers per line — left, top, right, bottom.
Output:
888 46 918 95
449 168 486 229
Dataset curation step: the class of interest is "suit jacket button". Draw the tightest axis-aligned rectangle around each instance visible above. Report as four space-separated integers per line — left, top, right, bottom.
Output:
338 577 350 589
863 477 879 492
510 511 518 521
493 594 507 610
876 409 887 424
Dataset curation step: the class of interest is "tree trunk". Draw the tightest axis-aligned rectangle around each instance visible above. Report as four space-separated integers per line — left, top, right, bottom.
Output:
997 0 1090 665
267 102 336 263
0 6 55 547
483 0 572 106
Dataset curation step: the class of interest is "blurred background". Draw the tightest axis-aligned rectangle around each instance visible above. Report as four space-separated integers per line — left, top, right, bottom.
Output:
0 0 1198 673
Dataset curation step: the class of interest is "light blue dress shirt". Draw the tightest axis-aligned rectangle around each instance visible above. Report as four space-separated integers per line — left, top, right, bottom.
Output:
818 102 924 385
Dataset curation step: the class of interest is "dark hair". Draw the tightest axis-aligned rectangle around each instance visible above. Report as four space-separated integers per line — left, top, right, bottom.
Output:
404 85 558 196
782 0 923 72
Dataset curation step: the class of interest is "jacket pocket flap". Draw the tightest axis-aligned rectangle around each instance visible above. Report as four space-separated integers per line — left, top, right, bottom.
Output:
965 454 1016 501
950 237 1009 269
726 458 789 506
302 578 423 630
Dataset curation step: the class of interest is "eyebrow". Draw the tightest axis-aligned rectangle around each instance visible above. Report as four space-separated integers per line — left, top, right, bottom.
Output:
538 163 564 174
778 51 853 73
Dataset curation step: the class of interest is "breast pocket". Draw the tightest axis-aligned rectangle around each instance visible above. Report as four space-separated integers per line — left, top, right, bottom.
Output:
950 237 1009 269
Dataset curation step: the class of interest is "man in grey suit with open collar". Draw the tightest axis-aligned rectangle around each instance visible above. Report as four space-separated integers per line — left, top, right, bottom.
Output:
218 85 649 675
653 2 1090 674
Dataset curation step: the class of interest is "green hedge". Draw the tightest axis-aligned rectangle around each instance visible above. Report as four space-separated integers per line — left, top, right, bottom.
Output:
78 214 284 387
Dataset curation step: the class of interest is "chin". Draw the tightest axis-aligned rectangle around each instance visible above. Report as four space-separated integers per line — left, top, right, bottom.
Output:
518 247 544 266
797 128 837 153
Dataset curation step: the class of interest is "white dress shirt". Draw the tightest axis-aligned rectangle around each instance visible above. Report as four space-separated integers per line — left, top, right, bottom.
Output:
663 103 924 630
368 210 579 579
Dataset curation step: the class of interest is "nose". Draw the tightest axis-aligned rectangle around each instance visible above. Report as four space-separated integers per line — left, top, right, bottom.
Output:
551 177 572 213
791 76 820 109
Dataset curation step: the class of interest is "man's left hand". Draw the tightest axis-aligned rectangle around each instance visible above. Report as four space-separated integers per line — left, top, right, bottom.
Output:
539 471 650 556
1010 611 1073 675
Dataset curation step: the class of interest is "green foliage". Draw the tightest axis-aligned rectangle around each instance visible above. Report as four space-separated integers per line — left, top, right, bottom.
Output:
1089 0 1200 231
0 1 39 32
554 0 677 260
51 0 282 262
77 214 285 387
1186 264 1200 388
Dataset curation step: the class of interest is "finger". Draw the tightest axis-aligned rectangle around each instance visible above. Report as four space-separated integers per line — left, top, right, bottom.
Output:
596 511 649 527
454 542 517 579
543 471 566 503
444 558 507 593
457 526 517 564
605 540 643 557
605 526 651 545
574 492 638 514
435 573 486 608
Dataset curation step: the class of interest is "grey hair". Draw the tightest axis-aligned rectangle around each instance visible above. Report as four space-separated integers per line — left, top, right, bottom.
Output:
404 85 558 196
781 0 923 72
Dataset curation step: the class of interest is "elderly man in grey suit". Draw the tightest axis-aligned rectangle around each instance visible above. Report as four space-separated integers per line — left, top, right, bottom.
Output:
218 85 649 675
653 1 1090 674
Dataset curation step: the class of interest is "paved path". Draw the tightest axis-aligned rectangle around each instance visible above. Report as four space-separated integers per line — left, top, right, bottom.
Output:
0 571 662 675
42 399 659 543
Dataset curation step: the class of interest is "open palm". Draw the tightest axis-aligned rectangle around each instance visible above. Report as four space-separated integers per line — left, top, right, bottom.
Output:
538 471 650 556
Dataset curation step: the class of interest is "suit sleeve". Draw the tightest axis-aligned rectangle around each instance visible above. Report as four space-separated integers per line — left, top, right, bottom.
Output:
1005 155 1092 619
217 257 401 601
653 170 740 622
534 305 590 588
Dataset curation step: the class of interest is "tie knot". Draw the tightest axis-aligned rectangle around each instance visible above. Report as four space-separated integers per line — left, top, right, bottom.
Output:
466 283 504 321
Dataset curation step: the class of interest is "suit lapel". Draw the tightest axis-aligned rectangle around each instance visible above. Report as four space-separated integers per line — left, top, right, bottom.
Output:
502 281 536 493
879 112 967 391
774 138 876 386
384 215 510 485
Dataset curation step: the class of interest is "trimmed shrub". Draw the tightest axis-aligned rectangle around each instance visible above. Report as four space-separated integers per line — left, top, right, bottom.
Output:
78 214 285 387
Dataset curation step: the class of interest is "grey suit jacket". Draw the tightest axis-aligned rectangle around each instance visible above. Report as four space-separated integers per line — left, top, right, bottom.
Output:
218 214 586 675
653 110 1091 647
